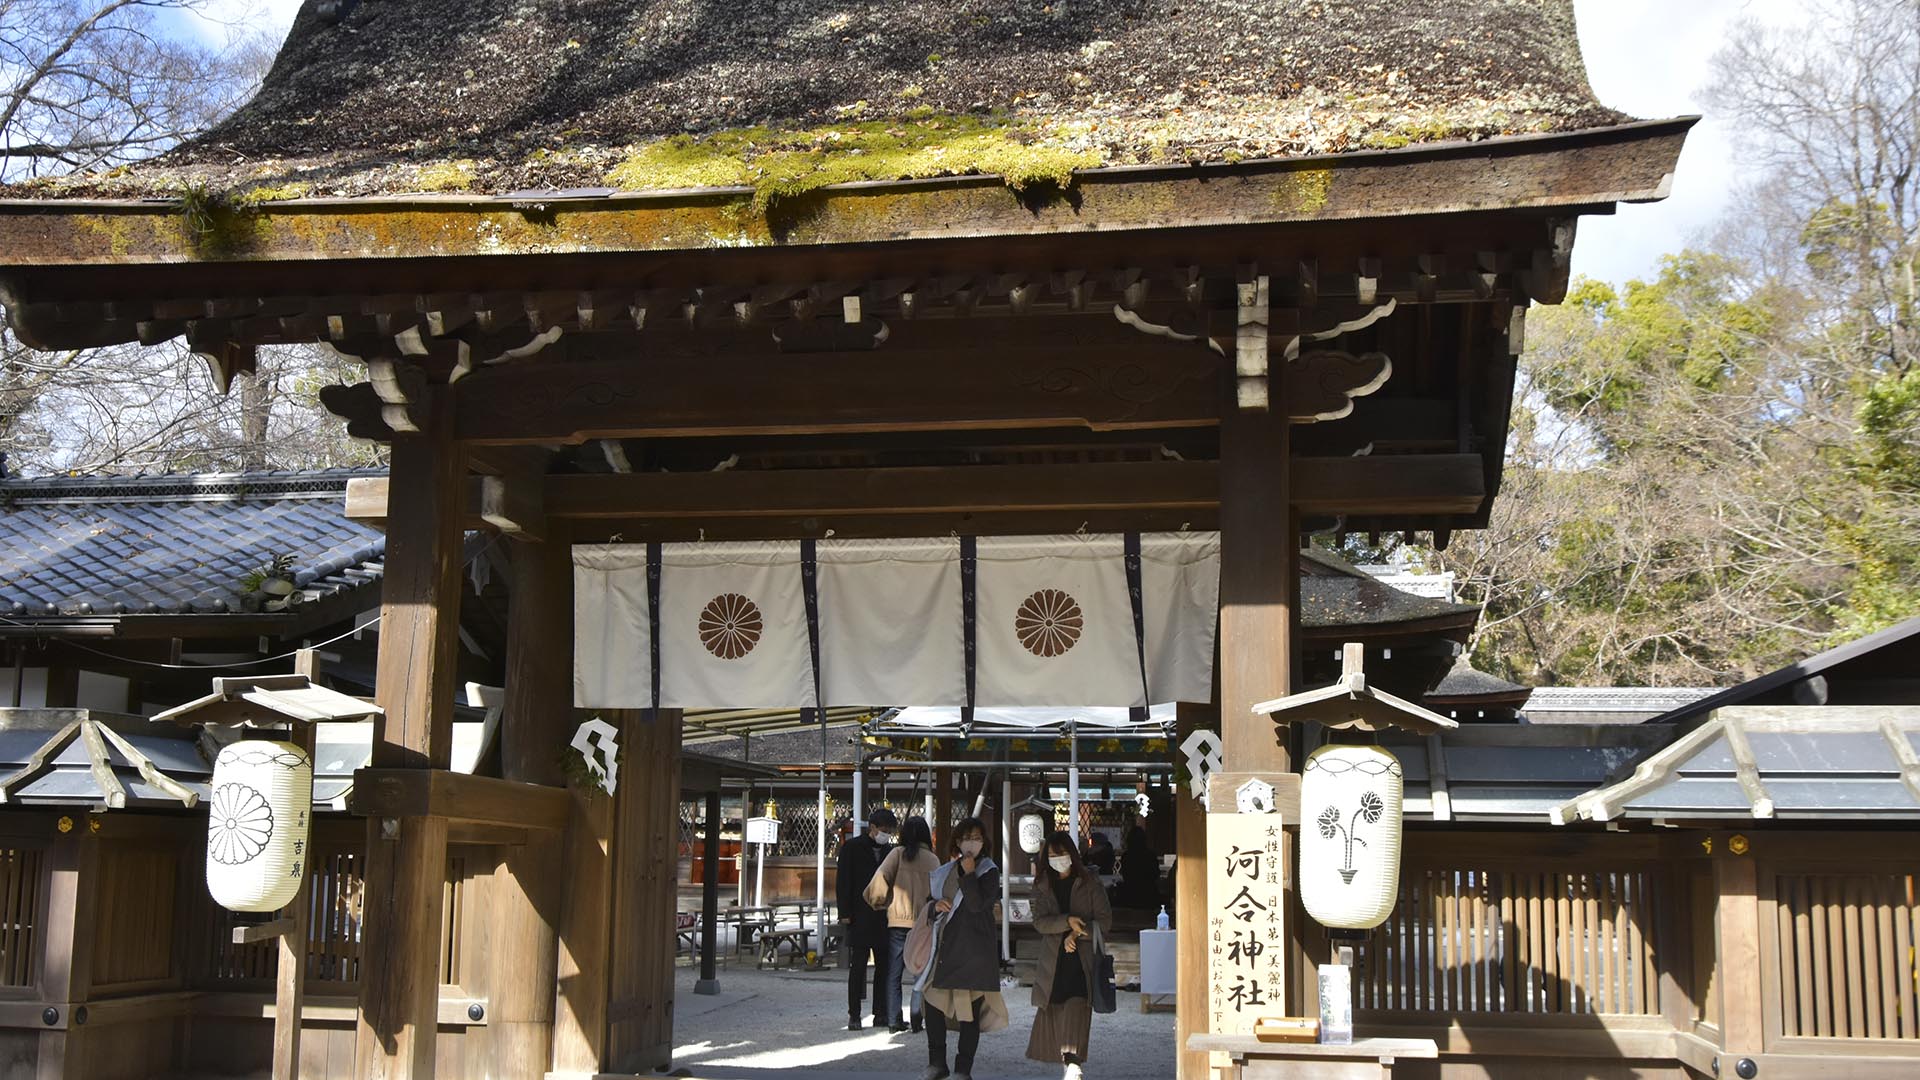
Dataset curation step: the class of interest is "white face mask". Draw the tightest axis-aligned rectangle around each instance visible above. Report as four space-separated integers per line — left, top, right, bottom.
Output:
874 831 894 845
1048 855 1073 874
959 839 984 858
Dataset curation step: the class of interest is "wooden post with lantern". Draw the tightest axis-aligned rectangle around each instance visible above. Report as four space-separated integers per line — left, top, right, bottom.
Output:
1191 643 1453 1075
152 654 381 1080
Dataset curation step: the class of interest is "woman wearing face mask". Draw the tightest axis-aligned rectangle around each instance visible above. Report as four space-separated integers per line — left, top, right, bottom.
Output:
1026 832 1111 1080
915 817 1007 1080
865 815 939 1033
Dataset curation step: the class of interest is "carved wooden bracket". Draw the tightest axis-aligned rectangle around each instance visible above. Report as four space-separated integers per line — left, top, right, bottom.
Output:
318 381 394 442
1281 350 1393 423
192 339 257 395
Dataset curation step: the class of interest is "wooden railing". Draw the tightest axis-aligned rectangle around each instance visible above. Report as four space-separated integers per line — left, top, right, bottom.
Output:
0 848 38 988
203 845 469 991
1356 864 1663 1016
1768 870 1919 1040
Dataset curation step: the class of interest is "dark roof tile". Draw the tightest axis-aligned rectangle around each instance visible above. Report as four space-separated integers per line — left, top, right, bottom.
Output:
0 469 387 620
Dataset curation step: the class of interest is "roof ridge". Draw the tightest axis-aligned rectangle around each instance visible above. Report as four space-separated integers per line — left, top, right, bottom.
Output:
0 467 386 505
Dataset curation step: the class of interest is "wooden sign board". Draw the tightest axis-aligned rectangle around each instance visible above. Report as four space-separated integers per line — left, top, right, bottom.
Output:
1206 810 1287 1035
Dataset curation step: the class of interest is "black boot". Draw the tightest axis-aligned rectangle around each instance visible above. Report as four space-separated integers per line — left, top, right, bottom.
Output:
847 1013 862 1031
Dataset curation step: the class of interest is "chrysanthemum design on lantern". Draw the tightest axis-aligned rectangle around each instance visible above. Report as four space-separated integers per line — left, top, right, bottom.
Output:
1317 790 1386 884
208 783 274 865
1014 588 1082 657
698 593 763 659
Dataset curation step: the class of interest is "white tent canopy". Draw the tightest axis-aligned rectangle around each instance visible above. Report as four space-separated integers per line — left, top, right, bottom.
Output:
873 703 1177 737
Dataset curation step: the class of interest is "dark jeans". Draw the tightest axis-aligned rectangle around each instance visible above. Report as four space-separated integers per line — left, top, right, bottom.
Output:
925 1000 980 1073
846 927 889 1019
885 926 922 1025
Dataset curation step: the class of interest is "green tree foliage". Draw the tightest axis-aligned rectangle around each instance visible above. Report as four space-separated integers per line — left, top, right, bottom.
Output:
1426 1 1920 686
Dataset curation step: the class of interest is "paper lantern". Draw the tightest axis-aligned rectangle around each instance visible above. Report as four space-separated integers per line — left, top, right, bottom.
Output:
206 740 313 913
1299 744 1403 930
1017 813 1049 855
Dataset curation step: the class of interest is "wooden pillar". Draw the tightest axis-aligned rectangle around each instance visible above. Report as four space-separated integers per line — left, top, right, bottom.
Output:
551 708 684 1074
1714 847 1764 1057
1216 403 1298 1040
355 406 466 1080
502 530 573 787
1218 407 1293 774
933 768 954 857
1174 702 1214 1080
550 771 615 1074
488 524 571 1077
270 651 321 1080
696 789 722 994
36 826 97 1080
606 709 683 1073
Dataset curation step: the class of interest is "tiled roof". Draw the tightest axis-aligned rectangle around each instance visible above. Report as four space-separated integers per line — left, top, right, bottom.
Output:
1427 660 1533 702
1301 549 1480 630
0 469 385 619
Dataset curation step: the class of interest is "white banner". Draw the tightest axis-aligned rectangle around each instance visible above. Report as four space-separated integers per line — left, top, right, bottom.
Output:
975 535 1141 707
572 534 1222 709
1142 532 1221 704
572 548 651 708
817 537 965 706
657 541 815 709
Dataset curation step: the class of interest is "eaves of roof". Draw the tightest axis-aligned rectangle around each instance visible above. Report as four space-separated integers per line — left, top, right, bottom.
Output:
1643 616 1920 730
0 119 1693 274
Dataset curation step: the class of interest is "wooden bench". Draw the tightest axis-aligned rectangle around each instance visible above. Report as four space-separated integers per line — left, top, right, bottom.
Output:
756 927 813 969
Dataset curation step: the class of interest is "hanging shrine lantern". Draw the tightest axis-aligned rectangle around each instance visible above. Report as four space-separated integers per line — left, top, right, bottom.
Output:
206 740 313 913
1017 812 1049 854
1299 743 1404 930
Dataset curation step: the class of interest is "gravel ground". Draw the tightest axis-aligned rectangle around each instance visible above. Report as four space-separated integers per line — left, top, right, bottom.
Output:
670 964 1176 1080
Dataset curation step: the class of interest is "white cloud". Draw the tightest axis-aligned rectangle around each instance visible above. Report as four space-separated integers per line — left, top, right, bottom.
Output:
1570 0 1812 286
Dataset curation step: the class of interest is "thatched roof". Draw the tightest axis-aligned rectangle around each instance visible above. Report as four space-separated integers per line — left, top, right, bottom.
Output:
11 0 1625 201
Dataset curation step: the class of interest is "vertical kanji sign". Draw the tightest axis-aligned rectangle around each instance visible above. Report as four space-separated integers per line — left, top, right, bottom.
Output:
1206 810 1287 1034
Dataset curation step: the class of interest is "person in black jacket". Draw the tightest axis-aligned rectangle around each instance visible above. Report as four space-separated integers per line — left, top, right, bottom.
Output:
837 807 897 1030
919 817 1007 1080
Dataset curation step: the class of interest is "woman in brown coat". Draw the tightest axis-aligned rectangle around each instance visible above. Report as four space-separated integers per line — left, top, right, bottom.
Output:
1025 832 1112 1078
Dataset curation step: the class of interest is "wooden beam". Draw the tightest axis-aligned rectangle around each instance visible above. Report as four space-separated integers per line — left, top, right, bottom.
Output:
231 917 296 945
347 769 571 832
346 456 1484 537
0 120 1690 279
450 343 1221 443
547 457 1480 519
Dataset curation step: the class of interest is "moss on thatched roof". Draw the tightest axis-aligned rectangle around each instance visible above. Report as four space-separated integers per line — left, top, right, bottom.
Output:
7 0 1626 203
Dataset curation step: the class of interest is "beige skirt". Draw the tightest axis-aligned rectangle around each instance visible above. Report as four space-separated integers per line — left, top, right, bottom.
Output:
1025 998 1093 1063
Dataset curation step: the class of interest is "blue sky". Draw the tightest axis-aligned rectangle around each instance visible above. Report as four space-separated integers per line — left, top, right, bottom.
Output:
1571 0 1810 286
182 0 1809 289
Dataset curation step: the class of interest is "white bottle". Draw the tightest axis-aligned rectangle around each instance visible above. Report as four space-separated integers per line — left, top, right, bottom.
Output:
1155 905 1170 931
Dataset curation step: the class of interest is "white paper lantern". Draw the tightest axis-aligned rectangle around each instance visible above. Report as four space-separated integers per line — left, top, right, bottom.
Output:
1299 744 1403 931
1017 813 1049 855
206 740 313 913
